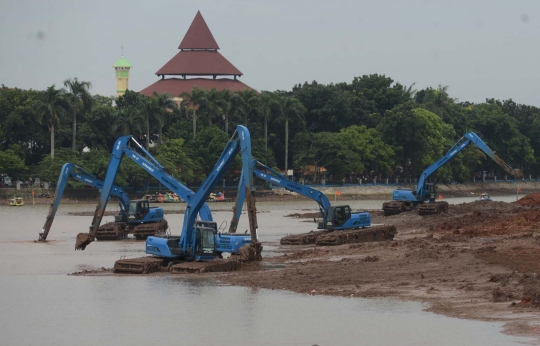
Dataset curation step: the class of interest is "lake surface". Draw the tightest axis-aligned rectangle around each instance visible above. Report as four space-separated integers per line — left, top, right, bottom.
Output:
0 196 533 345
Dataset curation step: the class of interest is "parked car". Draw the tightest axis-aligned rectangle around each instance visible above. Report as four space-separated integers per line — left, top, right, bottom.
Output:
1 175 13 187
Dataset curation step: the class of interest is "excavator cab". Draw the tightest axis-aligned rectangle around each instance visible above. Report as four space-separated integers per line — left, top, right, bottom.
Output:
325 205 352 231
425 183 437 202
194 225 216 260
127 200 150 222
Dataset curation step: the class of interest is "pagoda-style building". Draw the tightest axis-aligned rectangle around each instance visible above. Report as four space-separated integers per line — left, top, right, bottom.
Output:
140 11 253 97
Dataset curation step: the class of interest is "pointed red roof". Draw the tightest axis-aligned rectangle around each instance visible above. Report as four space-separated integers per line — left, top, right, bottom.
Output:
140 78 253 97
141 11 254 95
178 11 219 50
156 50 242 76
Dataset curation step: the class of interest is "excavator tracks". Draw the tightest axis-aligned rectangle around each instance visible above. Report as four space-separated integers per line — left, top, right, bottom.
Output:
95 222 129 241
418 201 449 216
113 256 243 274
382 201 413 216
132 220 169 240
383 201 449 216
280 225 397 246
114 257 168 274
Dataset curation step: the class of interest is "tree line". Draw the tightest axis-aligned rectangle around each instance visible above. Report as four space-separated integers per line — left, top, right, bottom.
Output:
0 74 538 188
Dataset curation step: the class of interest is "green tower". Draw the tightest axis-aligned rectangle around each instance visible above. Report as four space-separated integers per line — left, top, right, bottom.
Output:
114 52 132 96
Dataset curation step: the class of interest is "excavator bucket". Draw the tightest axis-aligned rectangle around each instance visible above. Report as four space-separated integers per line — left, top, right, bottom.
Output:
75 233 93 250
236 242 263 262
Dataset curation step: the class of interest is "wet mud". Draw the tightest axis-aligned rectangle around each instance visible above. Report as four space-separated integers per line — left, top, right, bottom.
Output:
218 192 540 341
280 225 396 246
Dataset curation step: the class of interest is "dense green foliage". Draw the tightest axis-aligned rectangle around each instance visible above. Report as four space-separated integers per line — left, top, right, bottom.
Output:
0 73 538 188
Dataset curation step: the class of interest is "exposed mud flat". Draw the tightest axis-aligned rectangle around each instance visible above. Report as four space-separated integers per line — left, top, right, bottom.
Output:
280 225 396 246
218 192 540 342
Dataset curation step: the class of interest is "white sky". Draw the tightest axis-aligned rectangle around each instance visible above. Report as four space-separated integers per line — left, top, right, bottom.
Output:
1 0 539 106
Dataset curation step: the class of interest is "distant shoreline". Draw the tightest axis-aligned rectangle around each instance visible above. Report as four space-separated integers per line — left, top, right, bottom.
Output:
1 181 537 205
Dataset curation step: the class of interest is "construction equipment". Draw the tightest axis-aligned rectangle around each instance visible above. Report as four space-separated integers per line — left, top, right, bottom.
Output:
383 132 523 216
227 160 395 246
75 126 255 258
113 126 259 274
37 163 167 242
228 160 371 233
75 135 214 250
144 125 259 260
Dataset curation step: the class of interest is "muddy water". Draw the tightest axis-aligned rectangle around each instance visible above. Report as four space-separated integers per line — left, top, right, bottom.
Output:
0 198 533 345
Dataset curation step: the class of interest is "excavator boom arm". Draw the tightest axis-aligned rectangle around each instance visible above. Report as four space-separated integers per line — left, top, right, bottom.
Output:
415 132 522 199
38 163 130 242
77 135 212 250
180 125 253 252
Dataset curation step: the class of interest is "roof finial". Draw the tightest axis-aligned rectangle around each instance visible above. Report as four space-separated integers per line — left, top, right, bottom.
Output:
121 42 124 58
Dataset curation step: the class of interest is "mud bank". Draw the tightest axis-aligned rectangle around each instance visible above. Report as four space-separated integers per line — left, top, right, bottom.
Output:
217 195 540 342
315 180 540 198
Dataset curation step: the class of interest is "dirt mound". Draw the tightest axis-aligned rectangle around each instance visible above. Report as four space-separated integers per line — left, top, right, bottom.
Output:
424 200 539 238
517 191 540 206
458 209 540 237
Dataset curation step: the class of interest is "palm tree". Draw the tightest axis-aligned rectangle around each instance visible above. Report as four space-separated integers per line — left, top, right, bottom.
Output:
34 85 71 159
137 96 158 150
429 85 455 120
275 97 306 176
203 88 221 126
258 91 277 151
216 89 233 134
152 92 178 145
403 82 417 100
64 78 93 151
114 106 145 138
231 89 259 126
180 86 207 138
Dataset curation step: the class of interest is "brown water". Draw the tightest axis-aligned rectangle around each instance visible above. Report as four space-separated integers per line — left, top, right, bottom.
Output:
0 198 533 345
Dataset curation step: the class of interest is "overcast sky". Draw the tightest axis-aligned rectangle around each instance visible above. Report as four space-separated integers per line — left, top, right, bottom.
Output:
1 0 539 106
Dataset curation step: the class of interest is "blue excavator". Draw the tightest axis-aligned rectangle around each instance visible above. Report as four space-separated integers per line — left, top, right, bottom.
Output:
144 125 259 260
382 132 523 216
37 163 167 242
75 126 257 261
228 160 371 234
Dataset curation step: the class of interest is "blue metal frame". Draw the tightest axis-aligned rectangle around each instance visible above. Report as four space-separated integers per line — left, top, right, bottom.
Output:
87 136 213 239
232 160 371 231
145 125 253 259
392 132 523 204
38 163 131 241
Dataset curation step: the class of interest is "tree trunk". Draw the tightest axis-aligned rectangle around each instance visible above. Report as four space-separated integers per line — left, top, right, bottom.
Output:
145 116 150 150
264 114 268 151
192 112 197 138
50 123 55 159
224 114 229 134
284 117 289 179
158 124 163 145
244 113 248 126
72 110 77 152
